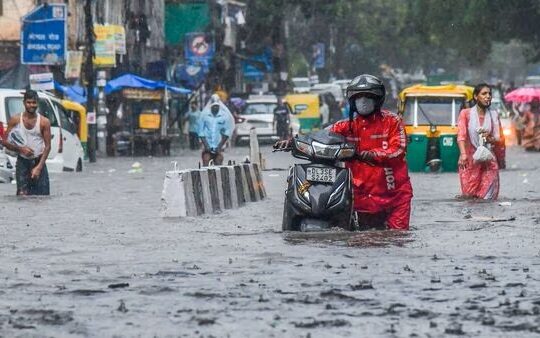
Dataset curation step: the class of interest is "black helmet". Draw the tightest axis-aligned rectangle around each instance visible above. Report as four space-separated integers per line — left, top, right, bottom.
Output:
346 74 386 111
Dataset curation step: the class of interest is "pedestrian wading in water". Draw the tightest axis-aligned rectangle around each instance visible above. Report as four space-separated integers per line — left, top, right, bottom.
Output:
1 89 52 195
457 83 501 200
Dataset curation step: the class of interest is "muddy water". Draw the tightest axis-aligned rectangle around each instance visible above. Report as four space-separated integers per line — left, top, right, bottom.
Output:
0 146 539 337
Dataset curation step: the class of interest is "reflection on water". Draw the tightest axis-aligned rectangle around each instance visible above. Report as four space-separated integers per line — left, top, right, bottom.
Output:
283 230 413 248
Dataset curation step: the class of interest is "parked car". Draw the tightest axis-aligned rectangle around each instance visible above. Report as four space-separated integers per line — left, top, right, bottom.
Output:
0 89 85 174
0 150 14 183
233 95 300 144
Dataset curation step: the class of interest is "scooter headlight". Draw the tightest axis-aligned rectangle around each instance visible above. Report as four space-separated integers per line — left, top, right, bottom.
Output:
301 189 310 202
312 141 341 159
295 140 313 156
337 146 355 160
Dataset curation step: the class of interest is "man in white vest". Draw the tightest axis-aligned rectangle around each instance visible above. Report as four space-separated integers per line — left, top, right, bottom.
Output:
1 89 52 195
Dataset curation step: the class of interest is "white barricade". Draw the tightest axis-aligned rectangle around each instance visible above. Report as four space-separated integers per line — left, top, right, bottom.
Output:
161 163 265 218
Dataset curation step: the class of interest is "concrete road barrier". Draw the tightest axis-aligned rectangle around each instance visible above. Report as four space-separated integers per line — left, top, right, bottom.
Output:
161 163 265 218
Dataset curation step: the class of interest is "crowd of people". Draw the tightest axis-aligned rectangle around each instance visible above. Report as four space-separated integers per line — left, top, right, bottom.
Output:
3 77 534 227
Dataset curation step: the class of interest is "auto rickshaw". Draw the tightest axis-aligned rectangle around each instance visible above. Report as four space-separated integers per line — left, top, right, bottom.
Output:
61 99 88 159
398 84 474 172
284 93 321 133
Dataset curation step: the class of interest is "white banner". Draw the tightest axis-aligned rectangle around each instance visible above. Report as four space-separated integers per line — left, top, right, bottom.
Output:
29 72 54 91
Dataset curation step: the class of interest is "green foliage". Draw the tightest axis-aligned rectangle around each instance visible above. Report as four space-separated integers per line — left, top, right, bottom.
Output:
243 0 540 76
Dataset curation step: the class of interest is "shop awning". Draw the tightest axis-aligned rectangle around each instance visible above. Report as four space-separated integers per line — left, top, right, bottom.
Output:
54 82 97 104
104 73 191 95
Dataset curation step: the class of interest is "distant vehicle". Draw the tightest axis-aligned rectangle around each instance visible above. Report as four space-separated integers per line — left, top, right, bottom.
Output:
332 79 352 96
0 150 14 183
233 96 300 145
310 83 344 103
292 77 311 93
524 75 540 88
0 89 85 174
309 74 319 86
399 84 474 173
491 88 516 147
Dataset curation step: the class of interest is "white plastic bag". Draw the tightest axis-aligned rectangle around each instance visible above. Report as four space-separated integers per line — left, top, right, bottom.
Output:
473 145 494 163
472 129 495 163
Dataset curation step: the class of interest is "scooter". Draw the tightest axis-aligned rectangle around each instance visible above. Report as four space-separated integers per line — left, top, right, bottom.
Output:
275 129 356 232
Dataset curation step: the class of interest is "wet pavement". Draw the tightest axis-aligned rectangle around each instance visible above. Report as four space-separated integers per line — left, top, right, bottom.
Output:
0 146 539 337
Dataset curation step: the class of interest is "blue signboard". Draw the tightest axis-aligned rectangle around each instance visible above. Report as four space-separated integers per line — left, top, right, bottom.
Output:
242 49 273 80
184 33 215 68
21 4 67 65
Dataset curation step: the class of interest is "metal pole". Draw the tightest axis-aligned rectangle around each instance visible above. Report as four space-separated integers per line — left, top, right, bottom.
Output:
84 0 97 162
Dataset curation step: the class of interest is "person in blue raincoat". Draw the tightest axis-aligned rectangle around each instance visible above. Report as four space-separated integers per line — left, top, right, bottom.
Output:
198 95 235 166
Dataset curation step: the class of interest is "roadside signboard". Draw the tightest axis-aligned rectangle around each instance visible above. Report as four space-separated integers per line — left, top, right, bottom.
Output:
21 4 67 65
113 25 126 55
29 72 54 91
87 112 96 125
65 51 83 79
94 24 116 67
123 88 163 100
184 33 215 68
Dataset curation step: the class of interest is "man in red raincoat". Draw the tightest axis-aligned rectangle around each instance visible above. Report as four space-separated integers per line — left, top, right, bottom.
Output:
330 74 413 230
276 74 413 230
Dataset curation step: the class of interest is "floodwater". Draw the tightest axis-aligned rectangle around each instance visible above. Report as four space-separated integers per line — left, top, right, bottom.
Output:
0 146 539 337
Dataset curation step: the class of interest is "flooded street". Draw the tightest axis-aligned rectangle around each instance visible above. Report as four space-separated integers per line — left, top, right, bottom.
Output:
1 145 539 337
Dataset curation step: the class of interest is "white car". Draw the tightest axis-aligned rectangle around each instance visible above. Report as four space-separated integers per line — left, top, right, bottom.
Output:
292 77 311 94
332 79 351 96
0 89 85 174
310 83 345 103
234 96 300 144
0 150 14 183
524 75 540 88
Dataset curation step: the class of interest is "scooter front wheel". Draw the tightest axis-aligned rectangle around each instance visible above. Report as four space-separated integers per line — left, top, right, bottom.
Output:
281 197 296 231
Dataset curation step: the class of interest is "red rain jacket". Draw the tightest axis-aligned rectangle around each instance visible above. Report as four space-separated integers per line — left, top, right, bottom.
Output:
331 110 413 213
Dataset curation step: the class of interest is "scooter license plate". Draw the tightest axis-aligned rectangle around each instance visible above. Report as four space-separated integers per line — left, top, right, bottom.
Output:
306 167 336 183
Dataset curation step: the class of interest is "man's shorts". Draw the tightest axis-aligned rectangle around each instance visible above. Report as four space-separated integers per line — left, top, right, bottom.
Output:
202 150 221 159
16 156 50 196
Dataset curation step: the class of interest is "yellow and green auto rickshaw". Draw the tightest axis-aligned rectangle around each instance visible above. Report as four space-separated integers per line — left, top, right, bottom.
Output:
61 99 88 159
398 84 474 172
285 93 321 133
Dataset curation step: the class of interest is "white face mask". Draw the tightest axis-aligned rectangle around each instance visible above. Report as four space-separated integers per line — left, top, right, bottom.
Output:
355 97 375 116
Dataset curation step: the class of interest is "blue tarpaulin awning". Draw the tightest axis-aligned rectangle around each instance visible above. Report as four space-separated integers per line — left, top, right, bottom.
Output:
104 73 191 95
54 81 97 104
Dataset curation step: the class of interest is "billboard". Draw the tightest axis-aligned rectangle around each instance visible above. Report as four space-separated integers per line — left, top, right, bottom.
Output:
94 24 116 67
